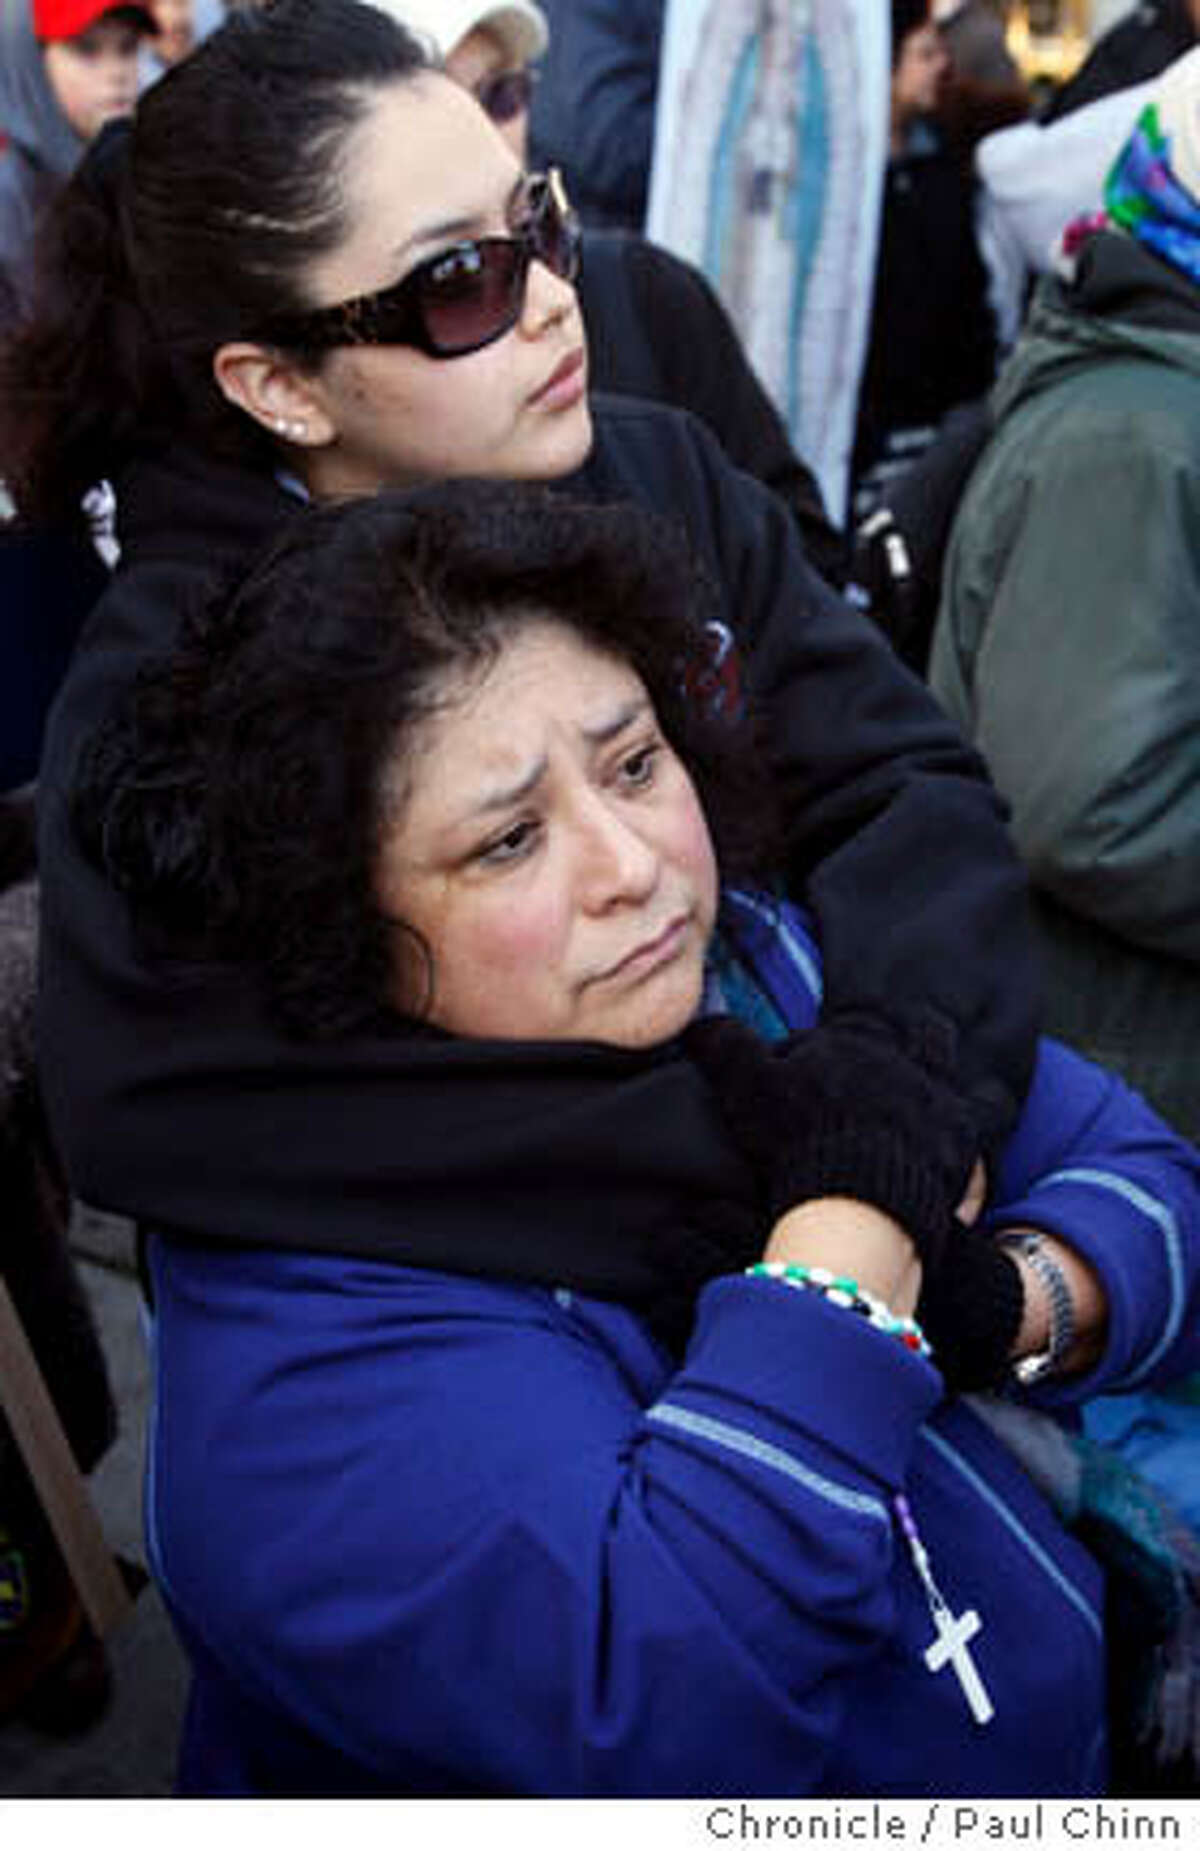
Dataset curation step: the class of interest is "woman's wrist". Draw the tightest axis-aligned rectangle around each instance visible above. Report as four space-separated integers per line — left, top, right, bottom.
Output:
763 1197 922 1318
998 1226 1108 1378
747 1260 931 1359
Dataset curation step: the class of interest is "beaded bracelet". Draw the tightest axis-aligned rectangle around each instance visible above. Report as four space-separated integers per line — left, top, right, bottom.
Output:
745 1260 931 1359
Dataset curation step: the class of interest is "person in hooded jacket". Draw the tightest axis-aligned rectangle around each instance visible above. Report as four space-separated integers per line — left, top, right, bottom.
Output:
974 73 1158 352
0 0 153 327
931 46 1200 1144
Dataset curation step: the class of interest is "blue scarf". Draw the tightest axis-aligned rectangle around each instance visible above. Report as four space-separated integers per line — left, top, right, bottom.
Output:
1104 101 1200 288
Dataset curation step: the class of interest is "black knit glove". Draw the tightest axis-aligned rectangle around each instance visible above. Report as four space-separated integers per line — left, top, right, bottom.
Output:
684 1009 979 1268
917 1220 1024 1392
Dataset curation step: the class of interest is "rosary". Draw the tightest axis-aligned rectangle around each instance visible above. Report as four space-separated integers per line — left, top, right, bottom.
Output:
744 1264 997 1727
895 1492 995 1726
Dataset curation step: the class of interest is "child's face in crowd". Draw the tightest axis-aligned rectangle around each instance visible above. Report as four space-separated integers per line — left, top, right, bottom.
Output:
275 74 591 499
43 16 143 141
148 0 194 65
375 619 719 1047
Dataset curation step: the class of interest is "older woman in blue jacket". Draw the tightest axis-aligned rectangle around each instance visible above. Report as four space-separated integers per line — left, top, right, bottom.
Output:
76 480 1200 1798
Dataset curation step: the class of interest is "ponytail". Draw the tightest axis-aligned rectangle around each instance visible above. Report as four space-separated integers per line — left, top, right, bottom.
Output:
0 0 430 535
0 120 169 533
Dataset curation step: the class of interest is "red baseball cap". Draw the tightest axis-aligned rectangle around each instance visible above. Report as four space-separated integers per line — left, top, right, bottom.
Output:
33 0 155 41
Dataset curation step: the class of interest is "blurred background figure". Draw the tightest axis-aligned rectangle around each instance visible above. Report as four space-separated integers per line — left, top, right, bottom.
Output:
1043 0 1200 120
0 0 146 748
0 818 117 1740
935 0 1021 85
976 72 1157 348
932 45 1200 1139
0 0 133 1731
851 0 998 518
145 0 194 63
0 0 154 327
138 0 221 82
934 0 1029 148
382 0 547 154
528 0 662 231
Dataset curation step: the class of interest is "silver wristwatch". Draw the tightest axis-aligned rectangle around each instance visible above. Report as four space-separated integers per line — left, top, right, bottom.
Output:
999 1231 1075 1386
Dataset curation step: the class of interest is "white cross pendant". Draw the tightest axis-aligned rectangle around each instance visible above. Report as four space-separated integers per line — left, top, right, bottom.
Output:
923 1604 994 1726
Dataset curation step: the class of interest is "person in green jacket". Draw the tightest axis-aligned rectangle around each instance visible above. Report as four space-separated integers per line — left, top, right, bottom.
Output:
931 45 1200 1139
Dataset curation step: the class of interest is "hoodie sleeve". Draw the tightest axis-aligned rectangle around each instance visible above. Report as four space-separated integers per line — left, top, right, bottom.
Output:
986 1036 1200 1398
581 397 1039 1149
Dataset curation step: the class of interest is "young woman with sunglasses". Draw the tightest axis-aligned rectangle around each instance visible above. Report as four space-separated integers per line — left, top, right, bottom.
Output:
0 1 1036 1372
380 0 842 573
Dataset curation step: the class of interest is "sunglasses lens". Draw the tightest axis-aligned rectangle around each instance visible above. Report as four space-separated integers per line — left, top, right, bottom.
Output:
334 172 577 359
413 174 577 356
478 69 534 125
417 241 526 355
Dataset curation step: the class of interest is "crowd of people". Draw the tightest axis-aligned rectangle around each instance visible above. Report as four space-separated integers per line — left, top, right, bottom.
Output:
1 0 1200 1802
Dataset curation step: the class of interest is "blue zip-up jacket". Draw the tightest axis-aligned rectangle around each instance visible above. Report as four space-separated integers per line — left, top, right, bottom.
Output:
146 898 1200 1797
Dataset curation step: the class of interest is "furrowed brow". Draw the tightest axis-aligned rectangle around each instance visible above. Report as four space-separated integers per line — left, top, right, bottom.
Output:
582 697 653 746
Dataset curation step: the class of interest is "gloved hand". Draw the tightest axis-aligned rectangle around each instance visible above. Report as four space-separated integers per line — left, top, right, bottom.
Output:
684 1007 980 1269
917 1220 1024 1392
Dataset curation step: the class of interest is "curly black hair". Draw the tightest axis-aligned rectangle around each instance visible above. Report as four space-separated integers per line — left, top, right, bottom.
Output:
73 480 781 1038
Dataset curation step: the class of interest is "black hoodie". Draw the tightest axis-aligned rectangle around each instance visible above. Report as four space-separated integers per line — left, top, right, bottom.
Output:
36 394 1037 1286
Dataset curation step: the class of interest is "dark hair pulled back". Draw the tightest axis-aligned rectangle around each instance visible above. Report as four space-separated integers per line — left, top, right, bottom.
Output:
0 0 430 531
73 481 780 1039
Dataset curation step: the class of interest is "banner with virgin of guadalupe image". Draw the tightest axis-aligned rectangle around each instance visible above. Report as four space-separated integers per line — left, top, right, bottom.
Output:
646 0 889 529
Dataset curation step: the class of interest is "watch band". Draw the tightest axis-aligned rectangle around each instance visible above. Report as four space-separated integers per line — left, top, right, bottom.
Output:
999 1231 1075 1386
